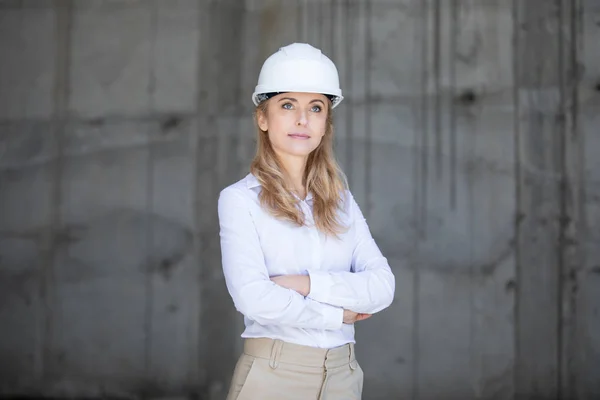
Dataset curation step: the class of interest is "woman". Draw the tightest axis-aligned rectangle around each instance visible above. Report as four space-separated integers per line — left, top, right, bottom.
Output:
218 43 395 400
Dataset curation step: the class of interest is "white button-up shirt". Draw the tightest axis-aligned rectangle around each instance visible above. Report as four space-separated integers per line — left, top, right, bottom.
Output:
218 173 395 349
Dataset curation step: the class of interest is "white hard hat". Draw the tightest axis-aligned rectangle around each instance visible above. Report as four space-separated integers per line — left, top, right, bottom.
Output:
252 43 344 109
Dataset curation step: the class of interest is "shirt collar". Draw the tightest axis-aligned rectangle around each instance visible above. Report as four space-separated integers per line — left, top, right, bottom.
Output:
245 173 313 201
246 173 261 189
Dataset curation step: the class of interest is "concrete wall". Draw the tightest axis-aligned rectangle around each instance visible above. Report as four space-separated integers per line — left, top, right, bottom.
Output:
0 1 598 399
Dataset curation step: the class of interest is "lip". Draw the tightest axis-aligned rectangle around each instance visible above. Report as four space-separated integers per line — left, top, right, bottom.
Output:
288 133 311 139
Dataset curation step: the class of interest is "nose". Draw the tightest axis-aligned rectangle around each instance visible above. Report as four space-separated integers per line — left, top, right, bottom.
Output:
296 109 308 126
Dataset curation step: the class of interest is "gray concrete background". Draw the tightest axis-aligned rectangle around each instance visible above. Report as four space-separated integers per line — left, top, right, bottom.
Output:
0 0 598 399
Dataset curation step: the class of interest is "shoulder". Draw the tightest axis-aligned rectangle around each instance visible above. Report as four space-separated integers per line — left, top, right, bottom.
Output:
338 189 370 223
340 188 359 206
337 189 359 216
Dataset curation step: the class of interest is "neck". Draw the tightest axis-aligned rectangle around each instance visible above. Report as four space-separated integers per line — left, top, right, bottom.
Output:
277 153 308 197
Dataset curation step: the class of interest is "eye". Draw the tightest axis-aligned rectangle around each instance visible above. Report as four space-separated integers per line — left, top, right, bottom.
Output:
282 102 293 110
311 105 322 112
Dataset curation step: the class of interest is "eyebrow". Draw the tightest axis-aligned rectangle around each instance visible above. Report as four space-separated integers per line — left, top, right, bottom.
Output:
278 97 325 105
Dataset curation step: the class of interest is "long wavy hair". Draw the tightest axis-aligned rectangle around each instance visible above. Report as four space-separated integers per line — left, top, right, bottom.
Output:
249 98 349 237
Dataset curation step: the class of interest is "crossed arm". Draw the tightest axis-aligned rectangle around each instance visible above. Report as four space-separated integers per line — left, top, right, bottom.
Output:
270 275 373 323
218 187 395 330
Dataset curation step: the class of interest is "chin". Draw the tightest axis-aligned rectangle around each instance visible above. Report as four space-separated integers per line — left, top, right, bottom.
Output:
273 143 319 158
286 146 319 157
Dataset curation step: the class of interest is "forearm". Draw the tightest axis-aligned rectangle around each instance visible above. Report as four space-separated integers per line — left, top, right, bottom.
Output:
307 267 395 314
270 270 394 314
229 279 343 330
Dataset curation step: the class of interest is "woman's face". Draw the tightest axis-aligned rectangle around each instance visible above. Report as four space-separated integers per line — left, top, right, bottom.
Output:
257 92 329 160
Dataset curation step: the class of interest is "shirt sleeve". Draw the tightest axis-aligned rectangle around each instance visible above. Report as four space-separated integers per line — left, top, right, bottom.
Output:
218 186 344 330
307 192 395 314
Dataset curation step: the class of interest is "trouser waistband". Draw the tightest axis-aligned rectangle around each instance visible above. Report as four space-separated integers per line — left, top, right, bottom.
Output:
243 337 356 369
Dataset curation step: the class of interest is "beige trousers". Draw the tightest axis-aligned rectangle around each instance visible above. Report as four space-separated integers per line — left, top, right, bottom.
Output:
225 337 364 400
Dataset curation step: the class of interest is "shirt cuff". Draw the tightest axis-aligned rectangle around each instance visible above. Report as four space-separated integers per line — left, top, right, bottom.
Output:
307 270 334 304
322 303 344 330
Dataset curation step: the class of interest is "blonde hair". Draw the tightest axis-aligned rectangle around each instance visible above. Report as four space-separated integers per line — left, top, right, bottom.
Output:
249 99 349 237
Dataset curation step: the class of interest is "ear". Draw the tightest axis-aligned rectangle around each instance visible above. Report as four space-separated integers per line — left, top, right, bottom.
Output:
257 110 268 131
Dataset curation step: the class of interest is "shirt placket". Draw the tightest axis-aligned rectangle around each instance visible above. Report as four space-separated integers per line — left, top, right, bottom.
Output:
301 199 328 345
300 199 322 270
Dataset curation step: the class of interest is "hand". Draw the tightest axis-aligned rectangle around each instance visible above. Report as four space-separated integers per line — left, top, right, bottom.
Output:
270 275 311 297
343 309 372 324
